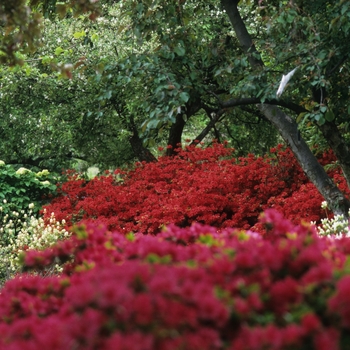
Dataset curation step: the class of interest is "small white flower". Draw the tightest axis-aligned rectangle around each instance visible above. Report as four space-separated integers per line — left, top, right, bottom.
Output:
40 180 51 186
0 160 5 166
321 201 328 210
16 167 31 175
36 169 50 177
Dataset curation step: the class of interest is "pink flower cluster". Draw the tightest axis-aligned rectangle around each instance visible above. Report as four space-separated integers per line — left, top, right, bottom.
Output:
1 211 350 349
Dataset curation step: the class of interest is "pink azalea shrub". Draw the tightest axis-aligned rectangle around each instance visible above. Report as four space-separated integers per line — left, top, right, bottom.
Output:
1 211 350 349
43 143 348 234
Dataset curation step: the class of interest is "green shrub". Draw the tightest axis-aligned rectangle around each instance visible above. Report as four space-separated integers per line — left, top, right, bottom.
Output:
0 162 57 214
0 162 63 285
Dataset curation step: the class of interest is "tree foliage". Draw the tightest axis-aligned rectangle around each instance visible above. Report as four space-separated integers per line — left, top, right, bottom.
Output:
1 0 350 214
0 0 100 65
0 0 278 170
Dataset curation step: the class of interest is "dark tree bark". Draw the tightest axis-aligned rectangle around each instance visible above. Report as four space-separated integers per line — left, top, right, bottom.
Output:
221 0 350 215
310 85 350 189
129 124 157 163
166 98 202 156
166 114 187 156
318 121 350 188
259 104 350 215
192 110 225 145
111 99 157 163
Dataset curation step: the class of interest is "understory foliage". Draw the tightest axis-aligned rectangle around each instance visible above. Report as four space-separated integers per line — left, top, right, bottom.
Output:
0 163 60 283
2 212 350 348
0 162 57 217
43 143 349 234
0 207 69 286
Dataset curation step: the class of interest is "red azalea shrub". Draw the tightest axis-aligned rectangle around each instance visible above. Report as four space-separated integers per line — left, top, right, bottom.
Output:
43 143 349 234
1 211 350 348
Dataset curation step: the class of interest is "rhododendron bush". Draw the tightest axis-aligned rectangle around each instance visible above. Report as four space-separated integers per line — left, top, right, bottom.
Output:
1 212 350 349
43 143 349 234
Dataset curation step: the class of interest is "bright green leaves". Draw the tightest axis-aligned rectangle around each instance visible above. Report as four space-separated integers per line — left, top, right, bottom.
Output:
73 30 86 39
197 234 221 247
54 47 65 56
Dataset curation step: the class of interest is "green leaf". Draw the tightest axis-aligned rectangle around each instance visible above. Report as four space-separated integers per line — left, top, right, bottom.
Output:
54 47 65 56
179 91 190 103
91 33 99 41
297 112 307 123
174 46 185 56
73 31 86 39
314 113 321 121
325 110 335 122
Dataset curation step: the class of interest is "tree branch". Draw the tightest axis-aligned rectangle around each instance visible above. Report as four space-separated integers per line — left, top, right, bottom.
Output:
221 0 350 215
191 109 226 145
326 54 349 78
221 97 307 115
221 0 263 67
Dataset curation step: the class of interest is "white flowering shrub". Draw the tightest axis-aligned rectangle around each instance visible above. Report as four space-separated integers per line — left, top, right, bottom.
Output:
0 205 70 286
314 201 350 238
317 214 350 238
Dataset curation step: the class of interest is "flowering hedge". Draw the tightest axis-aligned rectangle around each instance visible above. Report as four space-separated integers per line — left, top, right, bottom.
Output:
43 143 349 234
1 211 350 348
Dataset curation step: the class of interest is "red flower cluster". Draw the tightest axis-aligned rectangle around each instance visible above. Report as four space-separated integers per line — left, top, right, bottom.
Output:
43 144 348 234
1 212 350 348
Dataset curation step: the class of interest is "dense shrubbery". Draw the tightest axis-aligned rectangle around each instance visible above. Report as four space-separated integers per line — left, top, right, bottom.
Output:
1 212 350 348
0 163 60 284
0 208 69 286
43 143 348 234
2 145 350 349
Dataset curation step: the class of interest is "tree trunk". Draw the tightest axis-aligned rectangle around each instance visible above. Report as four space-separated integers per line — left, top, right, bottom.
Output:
166 97 202 156
129 126 157 163
166 114 187 156
191 110 224 145
318 121 350 189
259 104 350 215
221 0 350 215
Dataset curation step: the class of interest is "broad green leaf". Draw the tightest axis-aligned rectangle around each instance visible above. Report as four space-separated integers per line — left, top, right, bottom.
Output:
174 46 185 56
296 112 307 123
73 31 86 39
325 110 335 122
91 33 99 41
54 47 65 56
179 91 190 103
